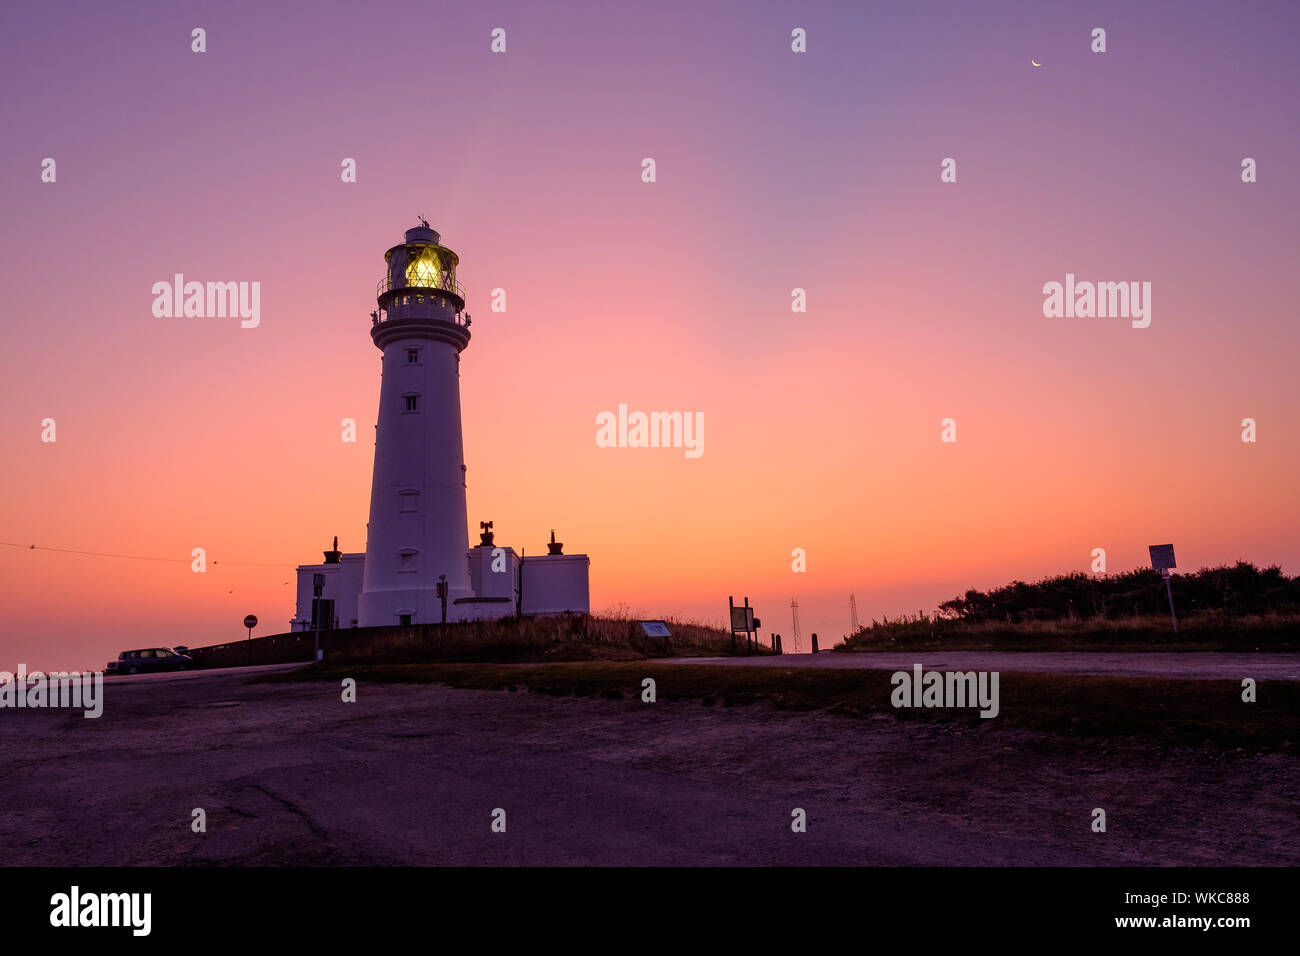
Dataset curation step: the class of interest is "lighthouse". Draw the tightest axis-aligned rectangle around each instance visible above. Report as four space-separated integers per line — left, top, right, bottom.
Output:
289 222 590 634
357 221 474 626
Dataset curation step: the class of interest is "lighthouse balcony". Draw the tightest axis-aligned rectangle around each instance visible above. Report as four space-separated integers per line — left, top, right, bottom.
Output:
371 295 472 353
377 273 466 317
374 298 470 327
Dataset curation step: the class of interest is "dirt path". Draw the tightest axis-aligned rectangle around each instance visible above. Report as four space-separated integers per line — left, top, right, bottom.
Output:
1 670 1294 865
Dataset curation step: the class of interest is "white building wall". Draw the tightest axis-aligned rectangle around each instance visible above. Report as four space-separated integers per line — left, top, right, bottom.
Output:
468 544 519 600
291 554 365 631
521 554 591 616
292 548 589 627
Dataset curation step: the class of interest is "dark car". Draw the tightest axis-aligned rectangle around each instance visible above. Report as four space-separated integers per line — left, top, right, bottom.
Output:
106 647 193 675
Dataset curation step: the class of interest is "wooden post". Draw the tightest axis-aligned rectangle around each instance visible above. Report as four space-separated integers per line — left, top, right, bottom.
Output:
729 596 737 652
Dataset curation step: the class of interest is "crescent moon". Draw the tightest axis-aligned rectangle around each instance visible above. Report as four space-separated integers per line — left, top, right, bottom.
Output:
1031 59 1042 66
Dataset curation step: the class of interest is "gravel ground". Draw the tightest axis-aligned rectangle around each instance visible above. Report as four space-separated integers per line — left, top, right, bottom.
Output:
1 665 1295 865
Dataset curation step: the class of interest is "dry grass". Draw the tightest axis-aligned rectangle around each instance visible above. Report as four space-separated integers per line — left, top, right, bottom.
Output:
262 660 1300 753
837 610 1300 652
326 613 768 664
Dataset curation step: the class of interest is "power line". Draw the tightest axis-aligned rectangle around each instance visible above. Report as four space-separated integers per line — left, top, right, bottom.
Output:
0 541 295 568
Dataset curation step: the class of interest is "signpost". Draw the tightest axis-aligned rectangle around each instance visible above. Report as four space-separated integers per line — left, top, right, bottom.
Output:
243 614 257 665
728 597 759 651
312 573 325 661
640 620 672 654
729 603 754 634
1148 544 1178 633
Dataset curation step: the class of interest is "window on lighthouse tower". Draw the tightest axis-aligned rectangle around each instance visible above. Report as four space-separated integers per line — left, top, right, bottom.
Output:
404 394 419 412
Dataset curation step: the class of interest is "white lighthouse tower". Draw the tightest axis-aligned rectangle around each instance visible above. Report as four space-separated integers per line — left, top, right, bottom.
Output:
357 221 474 627
288 222 592 635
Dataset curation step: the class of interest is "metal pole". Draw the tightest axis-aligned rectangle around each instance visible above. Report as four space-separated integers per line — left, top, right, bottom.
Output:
516 548 524 618
1165 575 1178 633
744 597 752 651
247 626 252 665
312 573 324 661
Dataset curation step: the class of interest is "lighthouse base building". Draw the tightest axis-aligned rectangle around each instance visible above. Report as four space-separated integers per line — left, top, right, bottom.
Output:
289 531 590 631
288 222 590 632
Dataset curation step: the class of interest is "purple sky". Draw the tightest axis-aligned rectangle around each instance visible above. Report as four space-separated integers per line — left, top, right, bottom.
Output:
2 0 1298 669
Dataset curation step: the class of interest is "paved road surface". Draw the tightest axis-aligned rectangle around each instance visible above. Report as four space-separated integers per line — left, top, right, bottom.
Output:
677 651 1300 680
105 662 308 684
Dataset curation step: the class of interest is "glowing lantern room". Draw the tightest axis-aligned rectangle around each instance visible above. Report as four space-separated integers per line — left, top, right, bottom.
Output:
376 221 466 319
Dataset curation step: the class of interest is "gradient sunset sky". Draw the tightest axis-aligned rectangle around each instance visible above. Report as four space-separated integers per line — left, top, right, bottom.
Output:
2 0 1297 670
